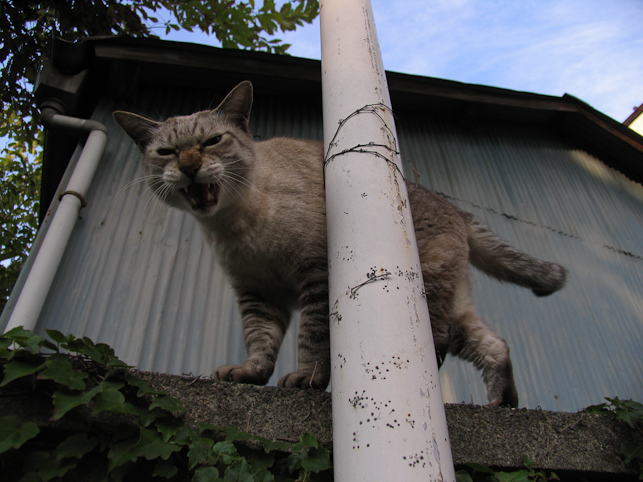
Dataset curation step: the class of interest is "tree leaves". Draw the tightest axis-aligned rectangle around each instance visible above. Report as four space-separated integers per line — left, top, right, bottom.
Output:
0 113 43 313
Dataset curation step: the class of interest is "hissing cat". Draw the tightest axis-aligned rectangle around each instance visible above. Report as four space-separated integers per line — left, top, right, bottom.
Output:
114 81 567 407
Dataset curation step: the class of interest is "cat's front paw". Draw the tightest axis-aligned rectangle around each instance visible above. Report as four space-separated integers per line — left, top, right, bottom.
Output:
213 363 271 385
278 370 330 390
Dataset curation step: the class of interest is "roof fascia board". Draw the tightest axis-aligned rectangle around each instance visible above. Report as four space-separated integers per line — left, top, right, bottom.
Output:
95 39 321 83
90 37 642 182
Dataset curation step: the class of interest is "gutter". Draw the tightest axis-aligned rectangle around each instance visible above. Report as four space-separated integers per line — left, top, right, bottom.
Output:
320 0 454 480
2 102 107 333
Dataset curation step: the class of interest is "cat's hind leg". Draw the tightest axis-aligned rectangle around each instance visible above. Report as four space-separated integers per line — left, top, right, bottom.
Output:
449 300 519 407
213 291 290 385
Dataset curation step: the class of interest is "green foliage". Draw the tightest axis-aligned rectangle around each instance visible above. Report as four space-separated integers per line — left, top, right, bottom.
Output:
2 0 319 123
585 397 643 429
4 327 640 481
0 416 40 453
0 327 332 481
0 0 319 314
0 118 42 314
455 456 559 482
585 397 643 478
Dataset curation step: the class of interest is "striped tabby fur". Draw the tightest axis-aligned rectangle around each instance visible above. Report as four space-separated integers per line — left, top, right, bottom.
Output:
114 81 566 407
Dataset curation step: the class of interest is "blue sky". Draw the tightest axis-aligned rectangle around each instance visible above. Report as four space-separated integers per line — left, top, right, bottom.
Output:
163 0 643 123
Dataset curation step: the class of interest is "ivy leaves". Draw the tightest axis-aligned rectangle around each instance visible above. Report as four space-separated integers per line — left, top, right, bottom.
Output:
455 456 560 482
108 426 183 473
585 397 643 477
0 416 40 453
288 433 331 474
0 327 332 481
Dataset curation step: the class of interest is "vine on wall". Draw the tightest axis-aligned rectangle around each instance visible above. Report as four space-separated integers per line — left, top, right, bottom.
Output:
1 327 641 481
0 327 332 481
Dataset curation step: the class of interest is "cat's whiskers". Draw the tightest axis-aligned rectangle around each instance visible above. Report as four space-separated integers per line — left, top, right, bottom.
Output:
222 156 260 190
222 169 255 192
220 172 257 209
195 155 258 210
141 186 162 218
115 174 161 199
102 174 163 220
143 180 173 219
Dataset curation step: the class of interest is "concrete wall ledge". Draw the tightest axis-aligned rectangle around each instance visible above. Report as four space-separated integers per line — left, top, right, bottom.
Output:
137 371 641 480
3 369 641 480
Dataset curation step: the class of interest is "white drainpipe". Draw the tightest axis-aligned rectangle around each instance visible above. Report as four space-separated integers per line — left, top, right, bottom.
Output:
320 0 455 480
3 103 107 333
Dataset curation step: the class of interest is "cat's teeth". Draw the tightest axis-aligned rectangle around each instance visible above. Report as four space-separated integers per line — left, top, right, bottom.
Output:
182 187 189 194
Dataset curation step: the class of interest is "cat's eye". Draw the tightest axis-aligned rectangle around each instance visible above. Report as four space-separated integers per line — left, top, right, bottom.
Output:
157 148 175 156
203 135 222 147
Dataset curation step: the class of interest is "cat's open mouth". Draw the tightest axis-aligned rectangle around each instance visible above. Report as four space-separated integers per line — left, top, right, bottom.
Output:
181 183 220 210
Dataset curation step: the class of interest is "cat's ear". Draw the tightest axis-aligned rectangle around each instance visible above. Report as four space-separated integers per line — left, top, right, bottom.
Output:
215 81 253 132
113 111 161 151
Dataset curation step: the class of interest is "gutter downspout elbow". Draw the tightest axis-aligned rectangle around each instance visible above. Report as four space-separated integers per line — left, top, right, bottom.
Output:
3 105 108 333
40 102 108 136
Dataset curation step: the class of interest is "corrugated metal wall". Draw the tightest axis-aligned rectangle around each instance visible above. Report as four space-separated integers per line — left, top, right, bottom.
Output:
14 85 643 411
396 113 643 410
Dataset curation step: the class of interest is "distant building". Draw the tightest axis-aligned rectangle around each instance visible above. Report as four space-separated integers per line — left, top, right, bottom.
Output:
625 103 643 136
3 37 642 411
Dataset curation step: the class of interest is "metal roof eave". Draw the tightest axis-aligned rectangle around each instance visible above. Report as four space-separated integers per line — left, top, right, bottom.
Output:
95 37 643 178
41 36 643 186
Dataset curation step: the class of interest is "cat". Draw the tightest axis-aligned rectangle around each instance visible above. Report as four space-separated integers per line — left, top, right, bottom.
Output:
114 81 567 407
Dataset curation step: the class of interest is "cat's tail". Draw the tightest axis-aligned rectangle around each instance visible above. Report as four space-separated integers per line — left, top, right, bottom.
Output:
462 212 567 296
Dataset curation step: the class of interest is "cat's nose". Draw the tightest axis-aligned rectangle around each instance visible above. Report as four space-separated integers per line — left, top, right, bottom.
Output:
180 163 200 178
179 149 201 178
